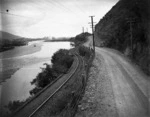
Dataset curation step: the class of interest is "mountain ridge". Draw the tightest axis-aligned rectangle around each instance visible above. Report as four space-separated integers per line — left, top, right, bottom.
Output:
0 31 22 40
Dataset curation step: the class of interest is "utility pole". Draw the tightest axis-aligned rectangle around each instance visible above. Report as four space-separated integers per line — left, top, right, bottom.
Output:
89 16 95 52
86 28 88 33
126 18 136 58
82 27 84 33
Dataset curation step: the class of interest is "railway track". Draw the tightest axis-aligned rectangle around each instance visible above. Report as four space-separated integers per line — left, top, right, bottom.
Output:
11 51 84 117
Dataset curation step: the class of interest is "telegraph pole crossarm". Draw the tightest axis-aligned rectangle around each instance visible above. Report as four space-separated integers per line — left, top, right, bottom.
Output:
89 16 95 53
126 17 136 58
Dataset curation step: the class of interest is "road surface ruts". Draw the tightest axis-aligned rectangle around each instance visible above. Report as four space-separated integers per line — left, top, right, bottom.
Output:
96 47 149 117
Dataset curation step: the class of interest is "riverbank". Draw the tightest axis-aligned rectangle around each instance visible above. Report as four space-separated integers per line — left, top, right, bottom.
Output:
0 42 42 59
0 57 49 84
0 42 44 84
1 41 72 116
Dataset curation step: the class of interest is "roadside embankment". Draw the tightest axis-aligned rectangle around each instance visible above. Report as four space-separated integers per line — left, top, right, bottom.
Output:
75 51 117 117
41 48 94 117
76 46 149 117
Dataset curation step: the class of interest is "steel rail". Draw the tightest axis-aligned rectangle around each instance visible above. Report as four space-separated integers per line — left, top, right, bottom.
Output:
11 51 84 117
11 52 78 117
28 53 82 117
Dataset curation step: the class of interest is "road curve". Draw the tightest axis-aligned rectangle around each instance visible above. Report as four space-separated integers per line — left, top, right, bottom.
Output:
83 36 149 116
96 47 149 117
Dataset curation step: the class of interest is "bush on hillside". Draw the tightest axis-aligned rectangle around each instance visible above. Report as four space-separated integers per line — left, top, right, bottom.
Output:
30 49 74 96
51 49 73 73
74 33 91 46
78 46 93 59
0 39 27 52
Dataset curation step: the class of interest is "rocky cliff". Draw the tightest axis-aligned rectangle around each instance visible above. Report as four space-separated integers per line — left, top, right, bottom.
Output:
95 0 150 75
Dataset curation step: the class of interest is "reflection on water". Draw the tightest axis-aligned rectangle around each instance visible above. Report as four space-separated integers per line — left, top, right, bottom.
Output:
1 62 48 106
1 41 71 113
30 42 71 58
28 41 42 46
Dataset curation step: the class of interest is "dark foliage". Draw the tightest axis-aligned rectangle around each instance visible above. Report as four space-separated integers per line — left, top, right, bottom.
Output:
78 46 93 59
6 100 25 112
73 32 91 46
0 38 27 52
95 0 150 75
29 64 56 96
29 87 42 96
30 49 73 96
51 49 74 73
6 49 74 114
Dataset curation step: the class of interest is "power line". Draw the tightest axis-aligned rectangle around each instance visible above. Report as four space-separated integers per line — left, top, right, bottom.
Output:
48 1 79 17
0 11 30 18
1 1 90 27
86 28 88 32
47 0 88 17
82 27 84 33
57 1 86 17
74 0 88 17
30 0 47 11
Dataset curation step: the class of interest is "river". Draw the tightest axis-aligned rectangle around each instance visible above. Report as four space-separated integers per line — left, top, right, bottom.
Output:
0 41 71 114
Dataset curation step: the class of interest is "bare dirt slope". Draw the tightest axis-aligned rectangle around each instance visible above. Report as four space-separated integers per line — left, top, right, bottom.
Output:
76 36 149 117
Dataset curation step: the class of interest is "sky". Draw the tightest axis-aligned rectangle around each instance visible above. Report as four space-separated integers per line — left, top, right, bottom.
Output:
0 0 119 38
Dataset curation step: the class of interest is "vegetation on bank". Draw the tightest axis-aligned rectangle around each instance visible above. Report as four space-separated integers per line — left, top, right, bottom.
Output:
0 37 48 52
5 98 30 113
32 47 94 117
71 32 91 47
78 46 94 59
44 37 71 42
0 31 47 52
42 32 94 116
30 49 74 95
5 32 94 116
0 39 28 52
95 0 149 75
6 49 74 114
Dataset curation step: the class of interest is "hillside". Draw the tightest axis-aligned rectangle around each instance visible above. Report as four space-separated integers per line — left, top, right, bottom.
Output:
0 31 22 40
0 31 27 52
95 0 149 75
72 32 91 46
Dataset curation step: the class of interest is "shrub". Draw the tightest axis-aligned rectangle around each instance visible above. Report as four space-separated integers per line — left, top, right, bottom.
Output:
51 49 73 74
74 33 91 46
78 46 93 59
30 49 74 95
6 100 25 112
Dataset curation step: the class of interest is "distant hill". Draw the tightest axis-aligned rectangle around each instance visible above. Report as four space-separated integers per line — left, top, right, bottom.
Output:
0 31 27 52
95 0 149 75
0 31 22 40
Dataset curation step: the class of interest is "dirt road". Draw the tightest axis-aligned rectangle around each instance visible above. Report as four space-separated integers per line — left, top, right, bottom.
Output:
76 36 149 117
96 47 149 117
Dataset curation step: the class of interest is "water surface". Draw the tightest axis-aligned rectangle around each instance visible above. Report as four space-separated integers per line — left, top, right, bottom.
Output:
1 41 71 113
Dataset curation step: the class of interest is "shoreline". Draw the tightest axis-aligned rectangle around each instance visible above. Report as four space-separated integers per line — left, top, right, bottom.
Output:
0 42 45 84
0 57 50 84
0 68 19 84
0 42 42 59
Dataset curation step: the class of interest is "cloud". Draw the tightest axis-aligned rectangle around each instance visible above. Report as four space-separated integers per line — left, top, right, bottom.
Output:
1 0 119 38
